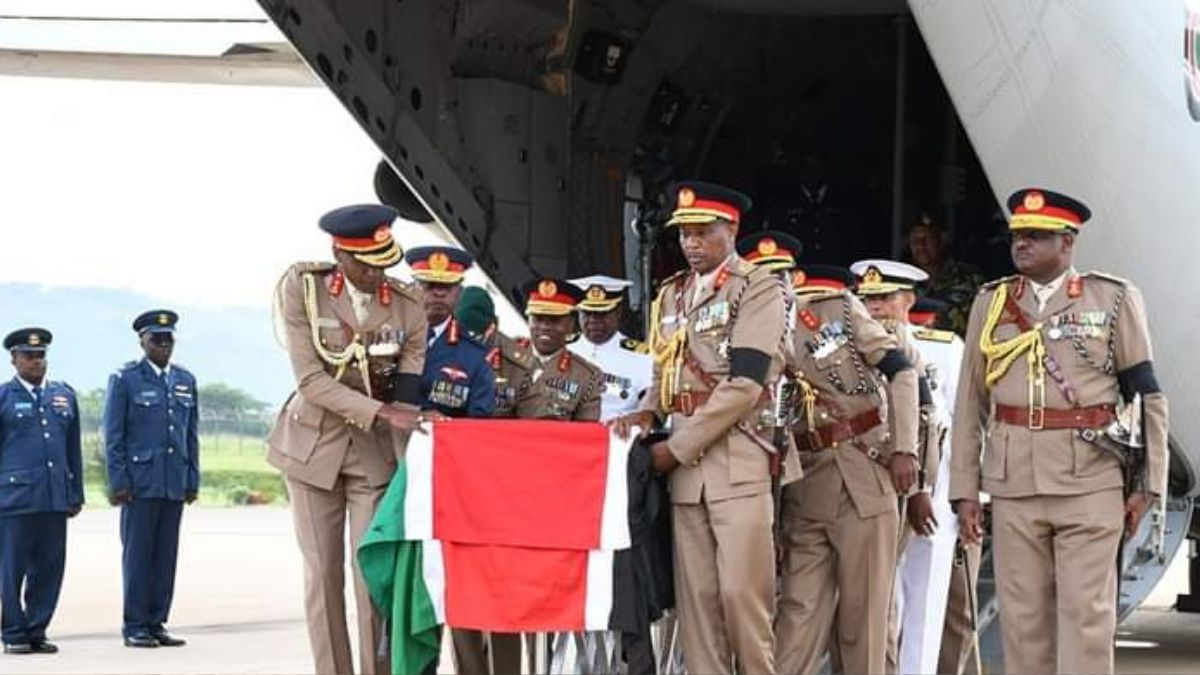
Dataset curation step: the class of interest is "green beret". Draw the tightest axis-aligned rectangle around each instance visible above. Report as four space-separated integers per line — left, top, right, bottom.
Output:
454 286 496 336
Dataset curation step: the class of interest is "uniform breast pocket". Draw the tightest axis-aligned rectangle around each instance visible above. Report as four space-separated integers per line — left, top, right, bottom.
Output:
319 326 349 351
5 405 37 429
134 390 165 412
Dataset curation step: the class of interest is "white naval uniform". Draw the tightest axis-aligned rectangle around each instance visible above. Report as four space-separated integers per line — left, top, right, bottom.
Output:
567 331 652 421
896 325 965 674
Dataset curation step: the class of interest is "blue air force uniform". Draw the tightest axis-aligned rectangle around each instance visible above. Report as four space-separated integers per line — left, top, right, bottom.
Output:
0 328 81 651
404 246 496 418
421 319 495 417
103 311 199 643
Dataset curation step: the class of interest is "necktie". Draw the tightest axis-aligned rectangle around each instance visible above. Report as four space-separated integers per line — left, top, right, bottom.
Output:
427 327 436 346
31 385 42 406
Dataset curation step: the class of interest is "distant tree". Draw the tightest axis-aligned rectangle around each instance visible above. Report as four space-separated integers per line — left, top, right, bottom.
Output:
199 383 268 417
198 383 272 439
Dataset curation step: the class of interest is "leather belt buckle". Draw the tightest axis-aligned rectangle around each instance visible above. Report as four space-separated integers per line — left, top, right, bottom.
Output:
677 391 694 416
1028 406 1045 431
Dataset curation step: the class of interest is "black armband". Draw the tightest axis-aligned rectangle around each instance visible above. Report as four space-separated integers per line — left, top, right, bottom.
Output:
876 349 912 379
918 375 933 406
391 372 422 405
1118 361 1161 398
729 348 771 385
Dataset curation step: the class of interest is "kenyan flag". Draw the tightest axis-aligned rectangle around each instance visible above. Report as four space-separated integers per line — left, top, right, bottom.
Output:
358 419 631 674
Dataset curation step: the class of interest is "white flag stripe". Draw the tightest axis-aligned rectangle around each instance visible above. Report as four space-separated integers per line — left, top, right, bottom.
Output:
403 427 435 540
421 540 447 625
599 430 631 550
584 549 615 631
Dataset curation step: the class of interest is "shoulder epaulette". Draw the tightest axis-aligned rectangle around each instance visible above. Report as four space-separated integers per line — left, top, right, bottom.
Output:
661 269 688 286
913 328 955 343
729 257 756 276
291 261 336 276
52 381 76 394
979 275 1018 292
620 338 649 354
385 276 420 302
1083 270 1130 287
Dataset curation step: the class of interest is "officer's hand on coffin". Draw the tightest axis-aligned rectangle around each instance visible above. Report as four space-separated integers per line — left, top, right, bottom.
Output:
1124 492 1151 538
906 492 937 537
377 404 426 434
609 410 656 441
422 409 450 423
888 453 918 494
953 499 984 544
185 490 198 505
108 488 133 506
650 441 679 474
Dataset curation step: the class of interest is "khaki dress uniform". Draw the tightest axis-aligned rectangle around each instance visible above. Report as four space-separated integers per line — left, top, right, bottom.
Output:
451 282 602 675
950 188 1169 675
774 265 920 675
268 206 427 675
640 252 792 675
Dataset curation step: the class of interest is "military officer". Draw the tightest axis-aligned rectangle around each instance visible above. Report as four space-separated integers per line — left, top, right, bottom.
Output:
851 260 964 675
0 329 81 655
267 204 426 675
495 278 603 421
102 310 199 648
567 275 652 421
403 246 495 419
951 188 1168 675
613 182 790 675
774 264 921 675
906 213 984 335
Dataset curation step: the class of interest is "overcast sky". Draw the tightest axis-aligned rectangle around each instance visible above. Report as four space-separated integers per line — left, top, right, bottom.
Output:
0 0 524 331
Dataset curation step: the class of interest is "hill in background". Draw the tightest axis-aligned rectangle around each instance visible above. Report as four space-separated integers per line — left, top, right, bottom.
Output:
0 283 293 405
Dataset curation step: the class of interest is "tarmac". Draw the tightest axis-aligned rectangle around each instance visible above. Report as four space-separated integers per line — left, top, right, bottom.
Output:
0 507 1196 674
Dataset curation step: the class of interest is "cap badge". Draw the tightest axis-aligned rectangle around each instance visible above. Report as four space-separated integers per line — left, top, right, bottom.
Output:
863 267 883 285
28 334 41 346
1023 191 1045 212
373 225 391 243
757 238 778 256
678 187 696 208
538 280 558 298
158 313 170 325
429 252 450 271
587 286 606 301
793 270 807 287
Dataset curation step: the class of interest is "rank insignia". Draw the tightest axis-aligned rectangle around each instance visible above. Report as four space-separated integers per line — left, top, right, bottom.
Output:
800 309 820 331
327 269 345 297
1067 275 1083 299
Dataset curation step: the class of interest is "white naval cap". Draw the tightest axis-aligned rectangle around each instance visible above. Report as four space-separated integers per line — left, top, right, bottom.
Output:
568 275 633 312
850 259 928 296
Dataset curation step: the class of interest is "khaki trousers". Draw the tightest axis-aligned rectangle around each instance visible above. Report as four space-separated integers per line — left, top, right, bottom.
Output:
450 629 522 674
674 492 775 675
776 486 898 675
937 540 981 675
287 446 389 675
992 490 1124 675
